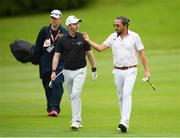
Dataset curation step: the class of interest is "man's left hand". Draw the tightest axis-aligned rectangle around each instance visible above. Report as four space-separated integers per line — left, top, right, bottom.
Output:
92 67 97 81
92 71 97 81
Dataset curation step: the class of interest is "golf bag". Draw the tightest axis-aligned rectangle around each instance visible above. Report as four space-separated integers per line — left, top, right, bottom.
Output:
10 39 34 63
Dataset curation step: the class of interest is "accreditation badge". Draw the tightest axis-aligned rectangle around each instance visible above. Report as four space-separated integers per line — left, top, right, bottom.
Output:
46 45 55 53
59 33 64 38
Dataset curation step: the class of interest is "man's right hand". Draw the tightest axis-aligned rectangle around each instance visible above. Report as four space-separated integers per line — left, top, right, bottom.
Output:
51 72 56 81
82 32 90 42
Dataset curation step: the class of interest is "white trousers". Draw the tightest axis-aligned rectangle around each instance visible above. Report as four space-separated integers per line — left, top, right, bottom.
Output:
113 67 137 128
63 67 87 123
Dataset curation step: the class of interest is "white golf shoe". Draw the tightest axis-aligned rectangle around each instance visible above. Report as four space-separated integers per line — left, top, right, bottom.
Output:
71 121 82 130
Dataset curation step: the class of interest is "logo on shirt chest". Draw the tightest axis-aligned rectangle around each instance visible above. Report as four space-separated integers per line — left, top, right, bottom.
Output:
112 38 124 46
112 37 135 48
113 38 117 41
76 41 83 46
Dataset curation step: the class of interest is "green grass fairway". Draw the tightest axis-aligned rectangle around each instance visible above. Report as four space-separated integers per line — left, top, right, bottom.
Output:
0 0 180 137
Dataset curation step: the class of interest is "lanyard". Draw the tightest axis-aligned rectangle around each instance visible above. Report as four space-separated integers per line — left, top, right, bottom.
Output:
50 29 60 45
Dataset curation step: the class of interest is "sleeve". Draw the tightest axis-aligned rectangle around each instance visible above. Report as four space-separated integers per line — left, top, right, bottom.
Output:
32 27 45 65
103 34 113 48
84 41 91 51
135 34 144 51
55 38 63 53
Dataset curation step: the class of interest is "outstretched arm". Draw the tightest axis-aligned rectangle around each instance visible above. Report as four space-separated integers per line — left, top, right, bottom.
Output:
82 32 109 52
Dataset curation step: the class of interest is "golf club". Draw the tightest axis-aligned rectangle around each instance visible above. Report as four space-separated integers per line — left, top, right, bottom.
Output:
142 77 157 91
48 70 63 88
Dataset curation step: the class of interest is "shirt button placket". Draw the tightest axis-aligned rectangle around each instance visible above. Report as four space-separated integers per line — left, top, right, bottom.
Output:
72 38 75 46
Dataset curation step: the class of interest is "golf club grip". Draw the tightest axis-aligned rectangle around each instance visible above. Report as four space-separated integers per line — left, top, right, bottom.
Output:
48 71 63 88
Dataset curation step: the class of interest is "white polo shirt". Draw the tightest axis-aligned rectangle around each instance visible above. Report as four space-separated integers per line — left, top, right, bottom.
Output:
103 30 144 67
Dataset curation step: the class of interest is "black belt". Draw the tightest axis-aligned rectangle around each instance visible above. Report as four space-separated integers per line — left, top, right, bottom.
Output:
64 66 85 71
114 65 137 70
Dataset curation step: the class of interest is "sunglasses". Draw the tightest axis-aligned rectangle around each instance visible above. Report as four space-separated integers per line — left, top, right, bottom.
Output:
113 24 121 27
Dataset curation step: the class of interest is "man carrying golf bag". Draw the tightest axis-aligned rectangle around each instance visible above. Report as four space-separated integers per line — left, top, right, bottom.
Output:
32 10 67 117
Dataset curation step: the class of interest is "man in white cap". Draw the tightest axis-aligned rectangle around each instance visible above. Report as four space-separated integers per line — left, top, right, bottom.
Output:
82 16 151 132
32 10 67 117
51 15 97 130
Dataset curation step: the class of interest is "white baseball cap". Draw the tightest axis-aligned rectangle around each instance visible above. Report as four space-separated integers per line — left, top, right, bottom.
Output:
65 15 82 26
50 9 62 19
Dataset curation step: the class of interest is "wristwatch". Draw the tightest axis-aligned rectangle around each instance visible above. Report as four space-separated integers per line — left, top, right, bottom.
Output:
92 67 97 72
52 70 56 72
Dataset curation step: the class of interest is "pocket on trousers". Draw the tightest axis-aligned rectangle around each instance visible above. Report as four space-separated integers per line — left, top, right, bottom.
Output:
130 68 137 75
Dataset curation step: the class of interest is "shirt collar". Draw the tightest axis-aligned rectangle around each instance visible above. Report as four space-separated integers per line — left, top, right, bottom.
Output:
117 30 131 37
67 32 78 38
49 24 61 32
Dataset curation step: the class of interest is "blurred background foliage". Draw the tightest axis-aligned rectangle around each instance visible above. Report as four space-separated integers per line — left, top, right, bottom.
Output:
0 0 93 17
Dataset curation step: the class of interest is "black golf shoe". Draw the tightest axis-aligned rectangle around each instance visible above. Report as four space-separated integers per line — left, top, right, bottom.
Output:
117 124 127 133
